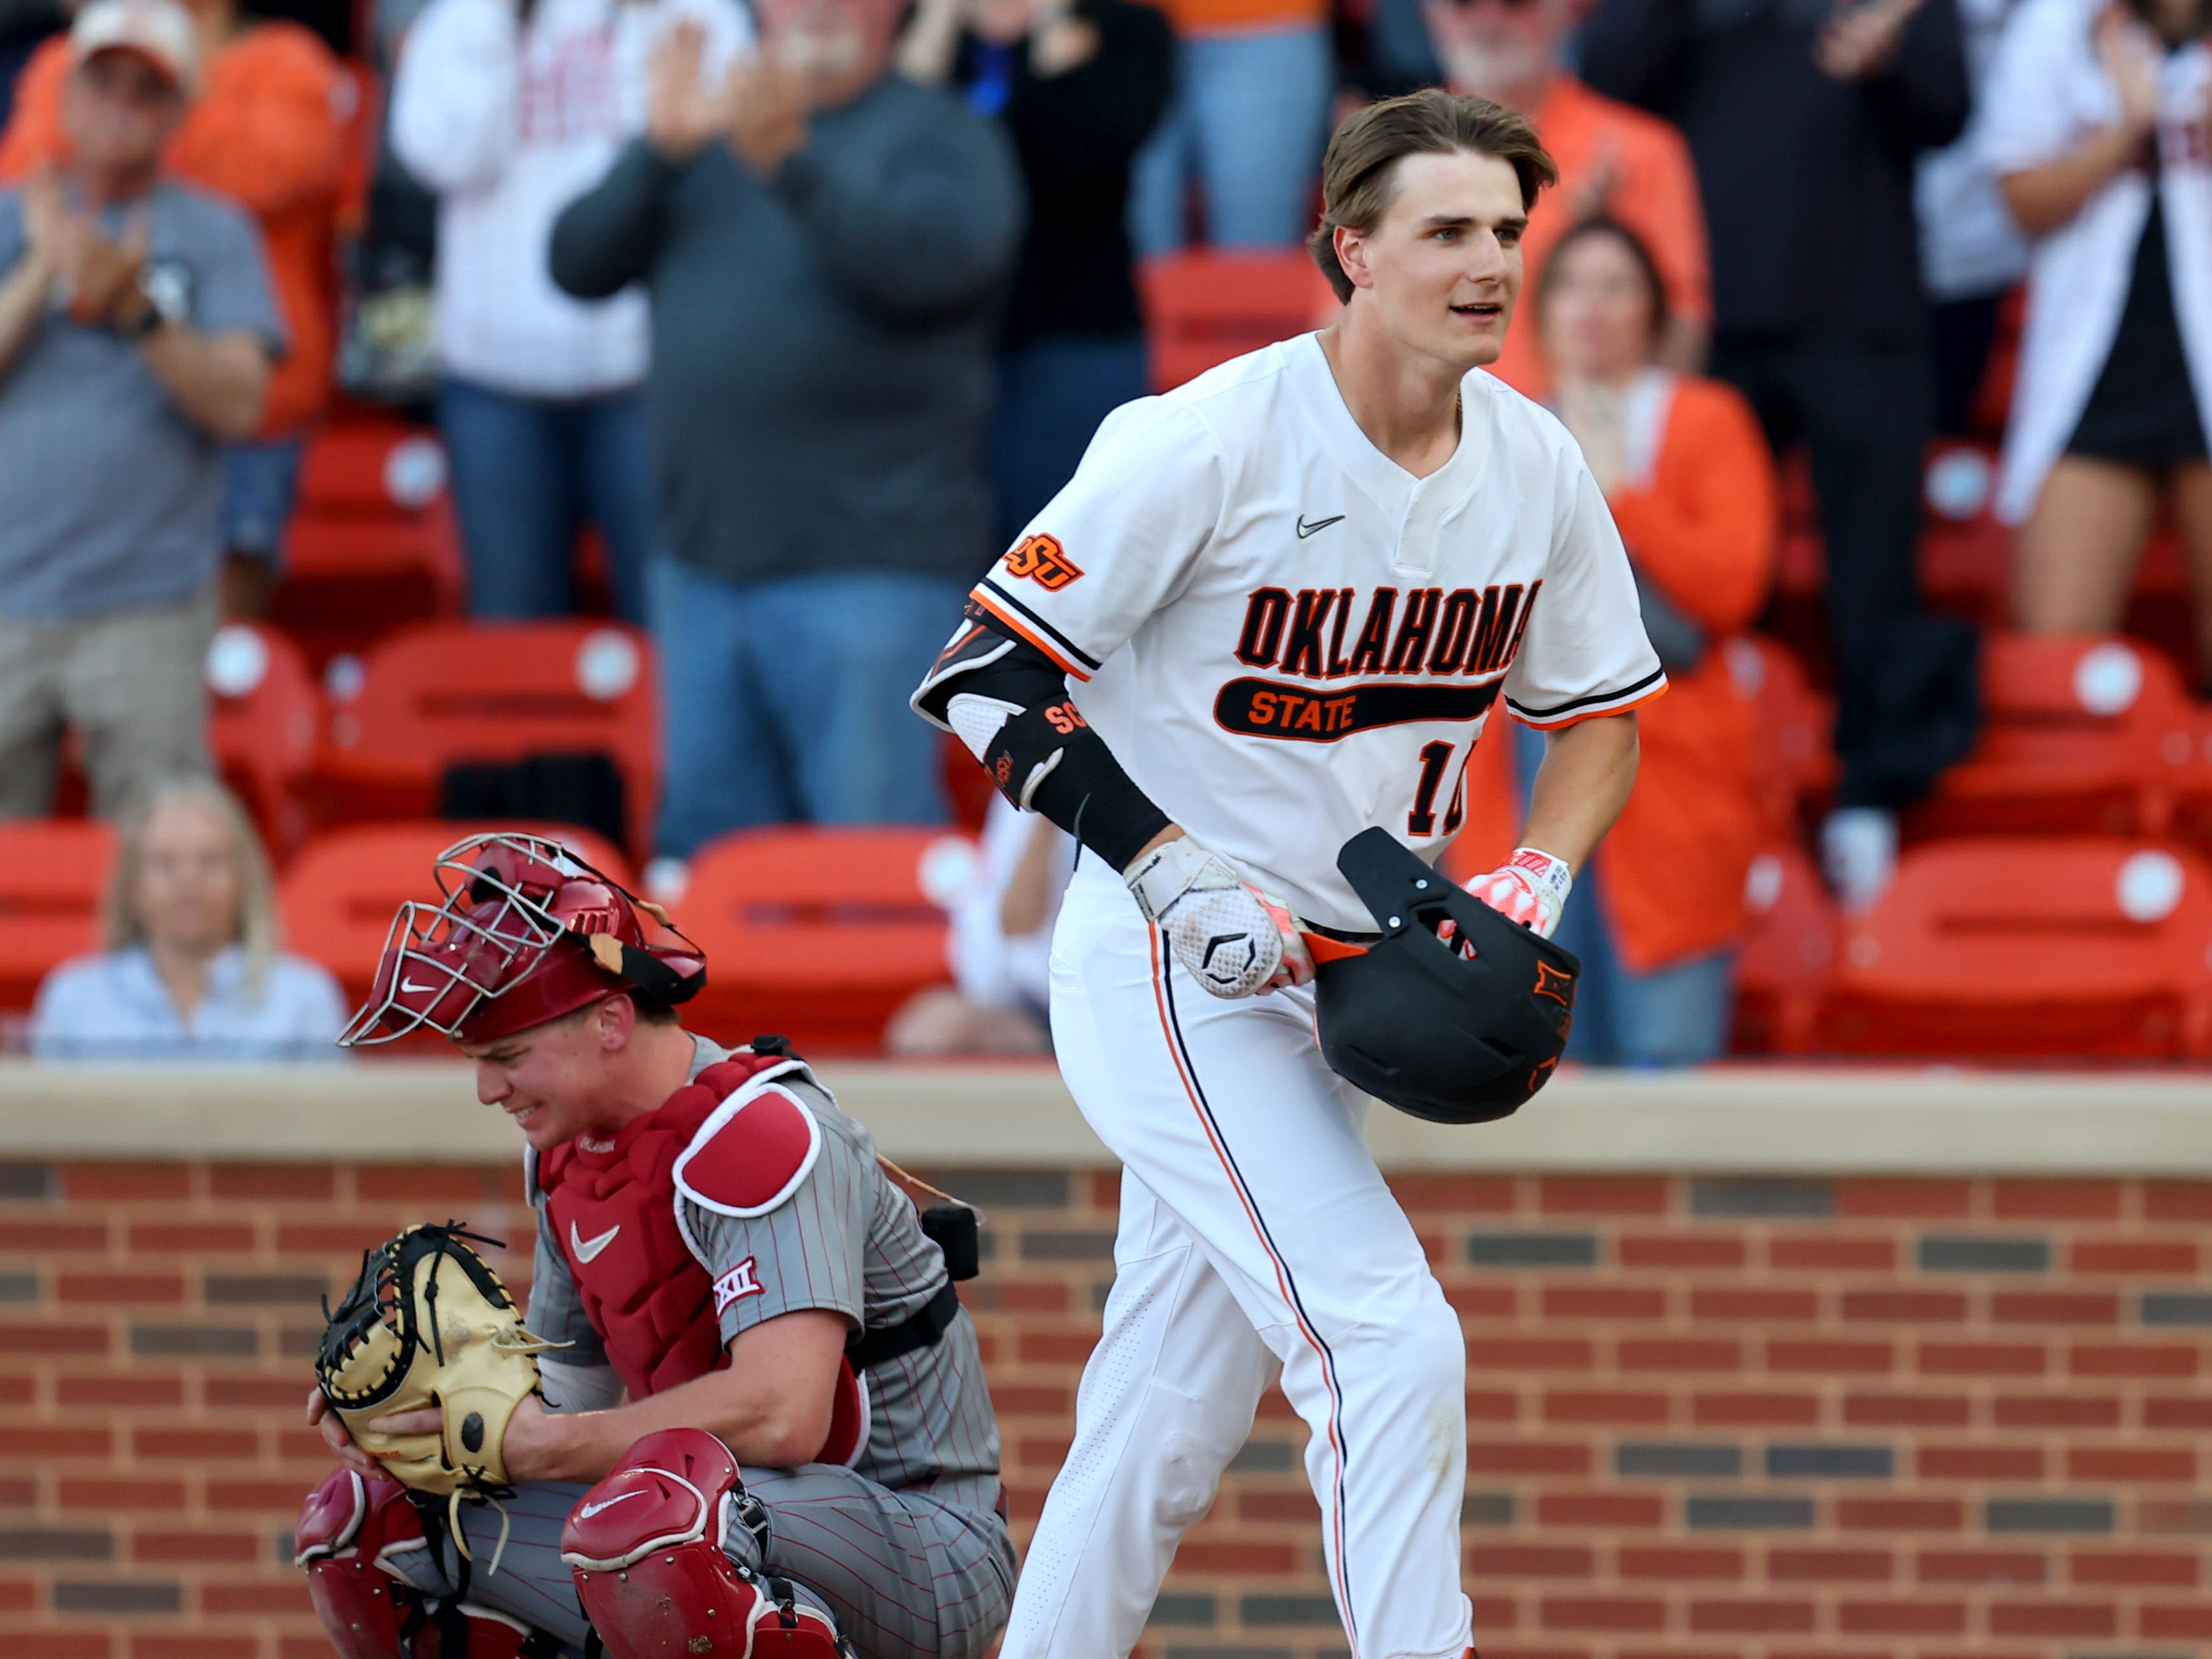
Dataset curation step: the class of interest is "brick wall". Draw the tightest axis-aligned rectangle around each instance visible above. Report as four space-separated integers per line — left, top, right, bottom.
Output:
0 1161 2208 1659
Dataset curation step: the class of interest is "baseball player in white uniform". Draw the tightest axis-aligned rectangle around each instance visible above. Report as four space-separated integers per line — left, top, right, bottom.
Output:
913 90 1662 1659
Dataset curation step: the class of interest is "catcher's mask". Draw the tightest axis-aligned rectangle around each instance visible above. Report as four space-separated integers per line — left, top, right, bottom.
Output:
1311 827 1579 1124
338 832 705 1048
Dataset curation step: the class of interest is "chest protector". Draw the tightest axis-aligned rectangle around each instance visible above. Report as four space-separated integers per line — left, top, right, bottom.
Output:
535 1051 865 1465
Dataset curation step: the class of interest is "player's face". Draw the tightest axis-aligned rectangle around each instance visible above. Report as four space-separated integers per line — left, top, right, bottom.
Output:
464 1011 607 1151
1337 150 1527 372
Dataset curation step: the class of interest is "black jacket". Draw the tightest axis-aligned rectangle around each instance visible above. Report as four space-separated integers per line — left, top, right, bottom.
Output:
1579 0 1968 343
958 0 1172 345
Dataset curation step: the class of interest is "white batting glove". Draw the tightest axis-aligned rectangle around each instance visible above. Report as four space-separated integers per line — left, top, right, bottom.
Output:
1462 846 1573 940
1126 834 1317 999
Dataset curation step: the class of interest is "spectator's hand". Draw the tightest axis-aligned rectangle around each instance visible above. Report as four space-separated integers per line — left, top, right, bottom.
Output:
1813 0 1923 81
1027 0 1098 77
647 19 731 161
16 168 68 289
726 53 810 176
60 207 147 328
1567 136 1623 223
1554 379 1626 495
2094 5 2160 137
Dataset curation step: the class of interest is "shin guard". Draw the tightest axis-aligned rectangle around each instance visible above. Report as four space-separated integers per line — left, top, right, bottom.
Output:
561 1428 844 1658
296 1469 433 1659
298 1468 553 1658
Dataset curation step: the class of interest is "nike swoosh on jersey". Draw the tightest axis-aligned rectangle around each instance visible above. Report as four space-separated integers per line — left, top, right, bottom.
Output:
1295 514 1345 538
577 1489 649 1520
570 1220 621 1263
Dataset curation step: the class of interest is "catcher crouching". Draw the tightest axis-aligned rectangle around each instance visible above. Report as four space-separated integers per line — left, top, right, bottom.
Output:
295 833 1014 1659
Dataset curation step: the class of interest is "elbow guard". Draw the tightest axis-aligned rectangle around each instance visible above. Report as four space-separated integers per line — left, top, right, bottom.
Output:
913 606 1168 871
973 696 1167 873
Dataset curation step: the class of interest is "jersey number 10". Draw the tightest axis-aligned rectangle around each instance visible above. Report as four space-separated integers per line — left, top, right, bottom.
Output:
1408 740 1468 839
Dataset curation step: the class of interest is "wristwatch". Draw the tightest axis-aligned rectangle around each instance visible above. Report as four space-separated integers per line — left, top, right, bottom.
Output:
115 264 189 341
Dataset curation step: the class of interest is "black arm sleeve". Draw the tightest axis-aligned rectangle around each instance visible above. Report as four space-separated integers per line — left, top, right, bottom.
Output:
912 610 1171 873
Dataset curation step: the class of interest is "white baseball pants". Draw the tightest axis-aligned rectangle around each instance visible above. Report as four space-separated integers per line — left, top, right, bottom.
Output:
1002 858 1472 1659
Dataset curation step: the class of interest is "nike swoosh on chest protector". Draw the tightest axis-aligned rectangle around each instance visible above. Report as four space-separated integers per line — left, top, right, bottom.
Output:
570 1220 621 1263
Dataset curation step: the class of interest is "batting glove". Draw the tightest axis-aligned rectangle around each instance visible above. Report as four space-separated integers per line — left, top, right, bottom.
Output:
1126 834 1317 999
1462 846 1573 940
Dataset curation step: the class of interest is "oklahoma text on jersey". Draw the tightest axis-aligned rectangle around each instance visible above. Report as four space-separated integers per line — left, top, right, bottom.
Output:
1221 580 1539 739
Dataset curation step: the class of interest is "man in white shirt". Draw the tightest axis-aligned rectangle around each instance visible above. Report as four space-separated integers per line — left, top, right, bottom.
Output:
914 89 1659 1659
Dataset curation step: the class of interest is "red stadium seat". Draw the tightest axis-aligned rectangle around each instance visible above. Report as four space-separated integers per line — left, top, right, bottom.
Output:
268 418 464 669
204 622 323 862
1911 633 2197 842
1918 441 2010 621
1729 841 1838 1056
310 621 659 858
278 822 635 1017
675 827 976 1054
1140 252 1337 392
1817 837 2212 1060
0 820 117 1012
1725 635 1836 839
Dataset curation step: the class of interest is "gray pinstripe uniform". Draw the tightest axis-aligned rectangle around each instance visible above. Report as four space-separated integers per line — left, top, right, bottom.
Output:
388 1038 1014 1659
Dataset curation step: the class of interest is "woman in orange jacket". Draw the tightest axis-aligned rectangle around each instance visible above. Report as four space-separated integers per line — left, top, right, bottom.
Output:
0 0 352 613
1526 215 1778 1066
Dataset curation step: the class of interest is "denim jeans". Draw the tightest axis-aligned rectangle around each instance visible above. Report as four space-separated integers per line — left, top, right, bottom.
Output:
1511 721 1734 1067
1128 23 1335 255
222 434 306 567
647 558 972 857
989 333 1151 546
438 377 656 623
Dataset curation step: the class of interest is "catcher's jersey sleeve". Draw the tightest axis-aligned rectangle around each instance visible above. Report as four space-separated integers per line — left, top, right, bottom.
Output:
525 1221 609 1368
969 397 1224 681
1501 458 1667 729
682 1111 870 1347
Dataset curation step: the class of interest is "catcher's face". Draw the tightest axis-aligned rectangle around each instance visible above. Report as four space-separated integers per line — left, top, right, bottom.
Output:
463 1008 613 1150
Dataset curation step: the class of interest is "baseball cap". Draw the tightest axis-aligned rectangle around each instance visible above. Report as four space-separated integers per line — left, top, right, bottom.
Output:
71 0 198 93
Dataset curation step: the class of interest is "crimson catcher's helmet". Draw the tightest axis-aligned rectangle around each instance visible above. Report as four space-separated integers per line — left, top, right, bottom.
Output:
1313 828 1579 1124
337 833 705 1047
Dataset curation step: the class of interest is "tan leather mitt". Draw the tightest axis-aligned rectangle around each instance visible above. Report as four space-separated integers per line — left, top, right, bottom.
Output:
316 1222 561 1499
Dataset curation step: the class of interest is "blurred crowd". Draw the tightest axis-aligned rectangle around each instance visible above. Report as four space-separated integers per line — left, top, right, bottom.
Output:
3 0 2209 1064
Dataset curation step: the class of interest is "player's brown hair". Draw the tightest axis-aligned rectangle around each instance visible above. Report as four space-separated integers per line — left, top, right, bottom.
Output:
1308 90 1559 305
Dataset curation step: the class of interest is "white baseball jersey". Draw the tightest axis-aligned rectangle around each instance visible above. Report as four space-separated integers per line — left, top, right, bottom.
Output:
966 332 1664 933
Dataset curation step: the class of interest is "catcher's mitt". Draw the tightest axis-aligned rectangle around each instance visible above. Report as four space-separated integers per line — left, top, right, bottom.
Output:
317 1222 562 1505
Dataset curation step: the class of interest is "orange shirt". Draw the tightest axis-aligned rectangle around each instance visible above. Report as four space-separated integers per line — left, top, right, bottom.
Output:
0 23 354 437
1490 74 1711 401
1593 374 1777 973
1148 0 1327 41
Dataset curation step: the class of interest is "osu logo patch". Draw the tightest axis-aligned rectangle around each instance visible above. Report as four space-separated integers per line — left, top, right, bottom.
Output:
1003 534 1084 591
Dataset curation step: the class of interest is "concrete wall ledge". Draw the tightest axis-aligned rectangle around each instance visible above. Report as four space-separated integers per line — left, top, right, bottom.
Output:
1 1060 2208 1173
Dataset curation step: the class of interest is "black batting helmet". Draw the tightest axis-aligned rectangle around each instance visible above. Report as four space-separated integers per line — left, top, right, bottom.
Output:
1313 828 1579 1124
